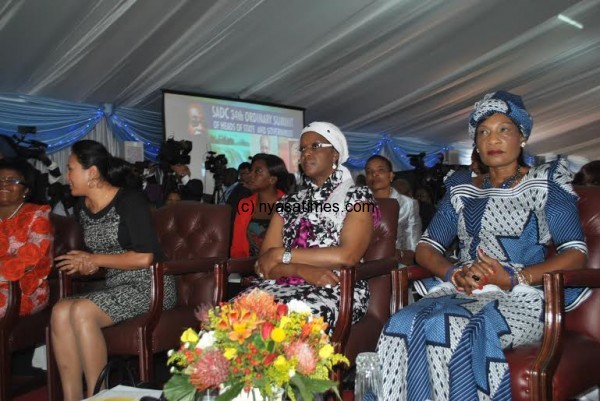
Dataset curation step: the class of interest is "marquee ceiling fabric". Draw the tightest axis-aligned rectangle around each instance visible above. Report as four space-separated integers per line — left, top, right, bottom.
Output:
1 0 598 160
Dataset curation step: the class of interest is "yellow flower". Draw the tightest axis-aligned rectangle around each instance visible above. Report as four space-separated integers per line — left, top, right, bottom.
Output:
180 328 199 344
271 327 286 342
319 344 334 359
223 347 237 360
273 355 287 368
278 316 291 329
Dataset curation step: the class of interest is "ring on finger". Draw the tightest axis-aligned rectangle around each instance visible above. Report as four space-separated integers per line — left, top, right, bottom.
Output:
472 274 481 282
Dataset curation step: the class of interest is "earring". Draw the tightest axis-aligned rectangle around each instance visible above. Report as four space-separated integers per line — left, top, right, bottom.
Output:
521 142 526 148
332 161 338 170
476 148 480 154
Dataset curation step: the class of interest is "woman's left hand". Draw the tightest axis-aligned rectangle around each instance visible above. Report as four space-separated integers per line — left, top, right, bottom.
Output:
467 249 512 291
55 250 99 275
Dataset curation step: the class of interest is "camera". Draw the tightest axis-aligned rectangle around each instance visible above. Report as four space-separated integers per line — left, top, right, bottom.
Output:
9 125 49 160
204 151 228 174
158 138 192 166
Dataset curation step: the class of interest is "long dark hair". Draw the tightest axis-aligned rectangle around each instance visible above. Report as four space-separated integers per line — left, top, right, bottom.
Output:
71 140 141 189
251 153 290 193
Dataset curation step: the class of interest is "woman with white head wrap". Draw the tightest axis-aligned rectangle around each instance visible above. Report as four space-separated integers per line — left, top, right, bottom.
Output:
252 121 380 332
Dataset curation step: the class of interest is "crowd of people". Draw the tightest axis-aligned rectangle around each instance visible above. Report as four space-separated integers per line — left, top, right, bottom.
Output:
1 89 599 400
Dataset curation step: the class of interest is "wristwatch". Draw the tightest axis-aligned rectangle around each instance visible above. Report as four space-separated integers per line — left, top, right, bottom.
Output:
282 247 292 264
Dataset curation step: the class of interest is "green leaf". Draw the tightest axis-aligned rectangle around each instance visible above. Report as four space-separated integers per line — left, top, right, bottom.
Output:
216 382 245 401
163 374 197 401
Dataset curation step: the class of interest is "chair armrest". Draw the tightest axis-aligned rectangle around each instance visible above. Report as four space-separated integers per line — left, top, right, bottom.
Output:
354 257 399 281
0 280 21 329
161 257 226 276
406 264 434 281
397 265 434 307
225 257 258 276
556 269 600 288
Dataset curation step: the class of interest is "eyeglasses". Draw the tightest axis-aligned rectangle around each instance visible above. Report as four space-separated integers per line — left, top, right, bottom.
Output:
297 142 335 154
0 177 24 186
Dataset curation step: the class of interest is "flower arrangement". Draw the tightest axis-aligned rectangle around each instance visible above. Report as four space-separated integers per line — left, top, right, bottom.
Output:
164 289 348 401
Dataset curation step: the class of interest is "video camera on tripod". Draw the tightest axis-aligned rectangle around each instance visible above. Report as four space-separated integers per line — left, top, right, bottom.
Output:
158 138 193 166
8 126 49 160
204 151 228 203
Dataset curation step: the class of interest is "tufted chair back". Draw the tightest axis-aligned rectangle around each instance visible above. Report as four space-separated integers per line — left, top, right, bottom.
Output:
562 186 600 340
153 201 231 308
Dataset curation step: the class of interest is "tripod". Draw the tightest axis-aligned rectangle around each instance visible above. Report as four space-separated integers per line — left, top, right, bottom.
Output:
213 180 224 204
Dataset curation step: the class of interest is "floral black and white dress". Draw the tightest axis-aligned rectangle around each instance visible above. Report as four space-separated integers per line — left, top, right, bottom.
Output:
250 169 380 332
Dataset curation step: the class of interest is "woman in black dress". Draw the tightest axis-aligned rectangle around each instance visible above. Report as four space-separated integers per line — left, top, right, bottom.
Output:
51 140 176 401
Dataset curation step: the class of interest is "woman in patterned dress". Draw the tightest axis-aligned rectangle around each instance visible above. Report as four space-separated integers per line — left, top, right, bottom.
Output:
377 91 588 401
253 122 379 332
0 159 52 318
51 140 176 401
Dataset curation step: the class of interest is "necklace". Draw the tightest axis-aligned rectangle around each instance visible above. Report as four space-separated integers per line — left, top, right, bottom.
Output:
0 202 25 222
483 165 522 189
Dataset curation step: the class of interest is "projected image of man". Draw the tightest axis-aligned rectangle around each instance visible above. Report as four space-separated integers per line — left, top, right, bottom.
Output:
188 103 206 136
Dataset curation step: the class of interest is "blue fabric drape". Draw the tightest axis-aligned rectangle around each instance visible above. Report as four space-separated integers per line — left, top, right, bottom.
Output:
0 93 103 156
0 93 164 162
344 131 449 171
107 106 163 160
0 93 451 168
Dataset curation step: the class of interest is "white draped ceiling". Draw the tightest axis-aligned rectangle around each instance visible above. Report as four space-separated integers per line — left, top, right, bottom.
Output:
1 0 599 161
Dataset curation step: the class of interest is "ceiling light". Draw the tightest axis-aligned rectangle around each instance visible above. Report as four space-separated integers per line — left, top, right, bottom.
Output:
558 14 583 29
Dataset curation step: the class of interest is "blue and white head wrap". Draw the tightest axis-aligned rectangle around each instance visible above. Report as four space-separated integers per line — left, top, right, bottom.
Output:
468 91 533 141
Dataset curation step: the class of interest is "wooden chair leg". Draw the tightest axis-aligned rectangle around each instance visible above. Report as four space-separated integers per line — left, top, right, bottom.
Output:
0 331 11 401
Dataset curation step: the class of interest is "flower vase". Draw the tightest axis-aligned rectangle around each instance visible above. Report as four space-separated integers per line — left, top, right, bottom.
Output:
195 389 218 401
227 387 284 401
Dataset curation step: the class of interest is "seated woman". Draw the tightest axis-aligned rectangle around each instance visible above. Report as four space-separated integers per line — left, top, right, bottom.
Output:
230 153 289 258
51 140 176 401
254 122 379 331
365 155 421 266
377 91 588 400
0 159 52 317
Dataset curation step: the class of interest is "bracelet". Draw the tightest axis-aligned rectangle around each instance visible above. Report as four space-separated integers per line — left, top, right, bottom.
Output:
516 269 531 286
450 269 462 289
502 265 517 289
444 264 462 282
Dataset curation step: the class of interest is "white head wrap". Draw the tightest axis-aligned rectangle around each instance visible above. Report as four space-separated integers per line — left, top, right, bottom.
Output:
301 121 348 163
300 121 352 182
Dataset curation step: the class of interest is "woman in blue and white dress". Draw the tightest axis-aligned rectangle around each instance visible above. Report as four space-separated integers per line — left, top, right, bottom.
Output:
377 91 588 401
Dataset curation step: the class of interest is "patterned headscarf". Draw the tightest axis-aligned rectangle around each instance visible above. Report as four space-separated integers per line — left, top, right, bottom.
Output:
468 91 533 141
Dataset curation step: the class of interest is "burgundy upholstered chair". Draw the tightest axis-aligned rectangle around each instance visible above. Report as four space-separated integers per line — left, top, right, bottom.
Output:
47 201 231 400
397 186 600 401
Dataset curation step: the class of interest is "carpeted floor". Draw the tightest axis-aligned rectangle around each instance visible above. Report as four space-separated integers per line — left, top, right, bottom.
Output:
14 385 47 401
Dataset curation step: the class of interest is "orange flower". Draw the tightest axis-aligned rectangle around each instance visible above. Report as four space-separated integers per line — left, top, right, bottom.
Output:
229 322 253 343
234 288 278 321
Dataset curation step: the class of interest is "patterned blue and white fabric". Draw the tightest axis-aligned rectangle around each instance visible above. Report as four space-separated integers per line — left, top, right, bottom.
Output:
377 158 588 401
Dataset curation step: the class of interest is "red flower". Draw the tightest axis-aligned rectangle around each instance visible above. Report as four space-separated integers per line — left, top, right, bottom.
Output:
30 215 51 235
261 322 274 341
17 243 41 266
20 271 41 295
276 304 288 318
0 258 26 280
